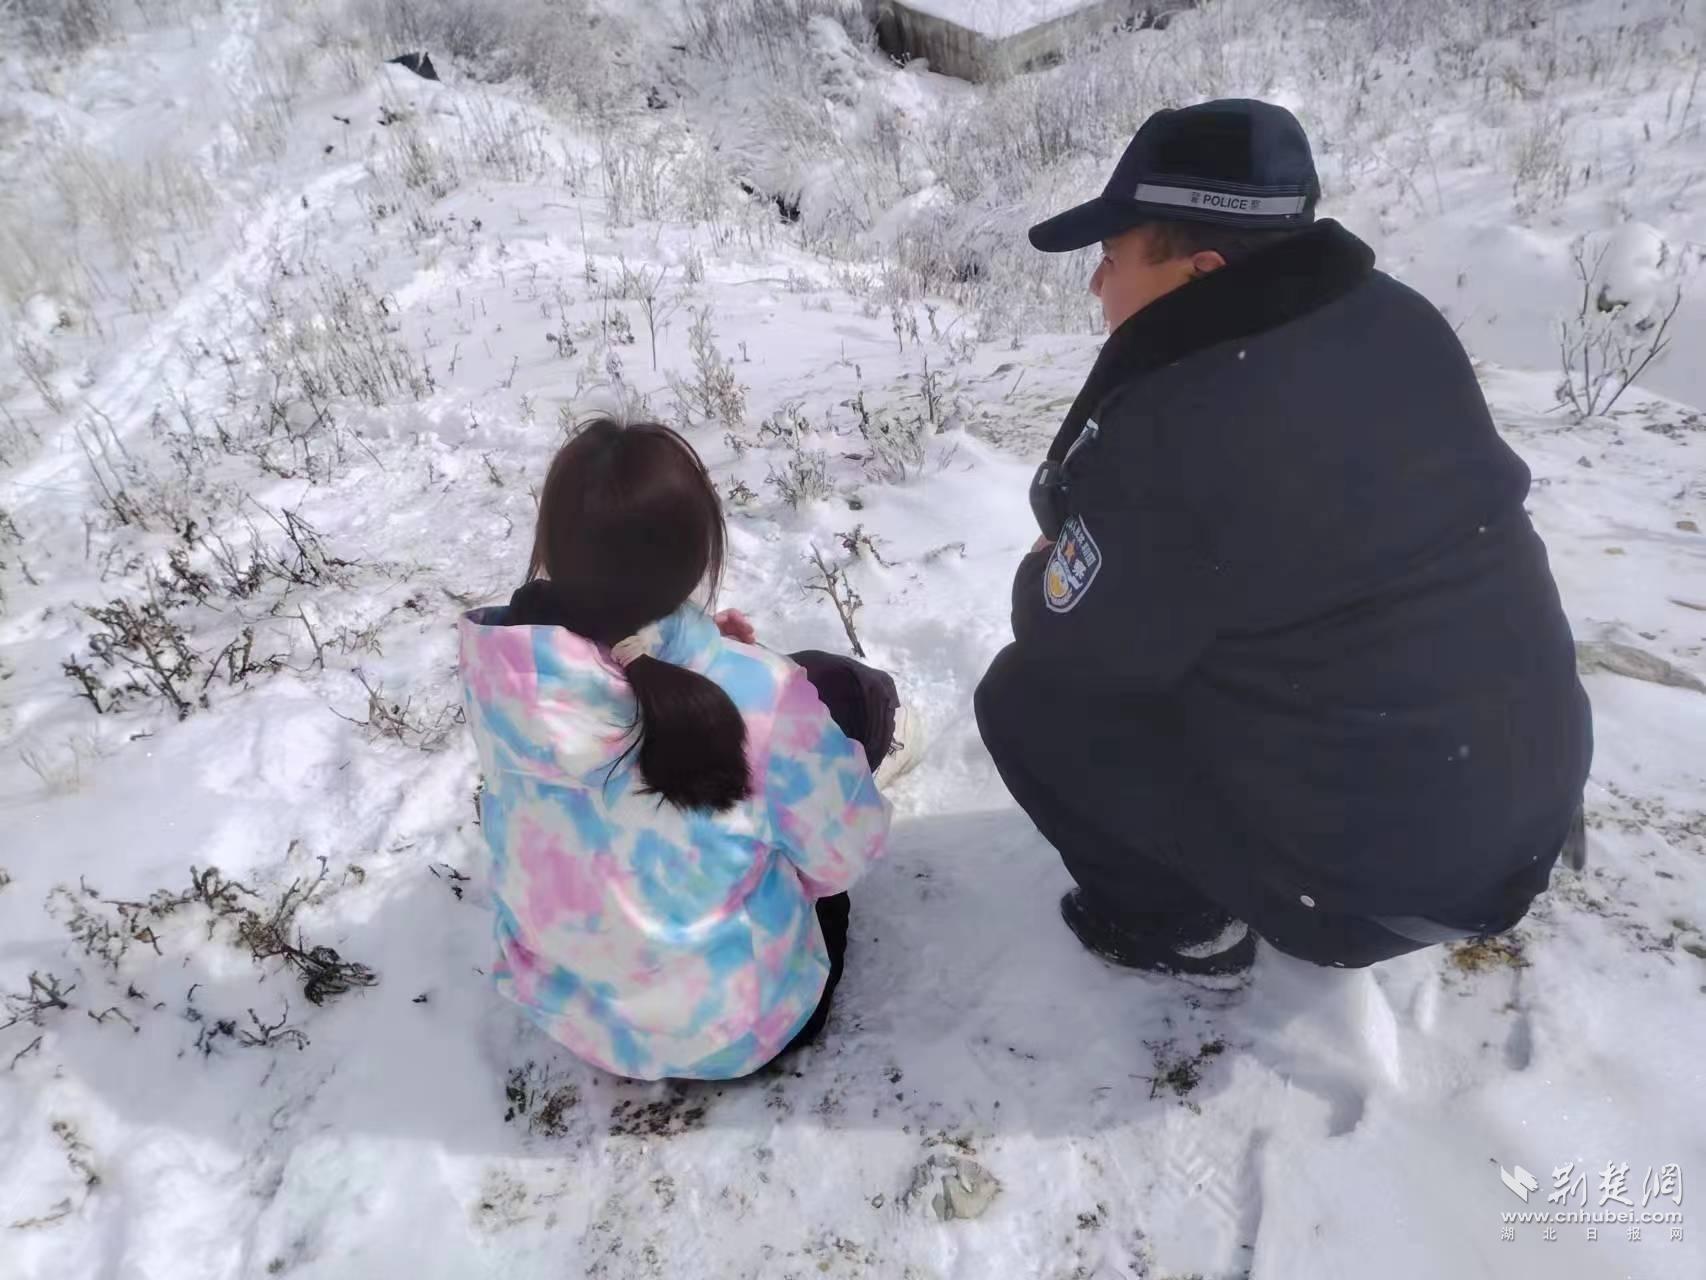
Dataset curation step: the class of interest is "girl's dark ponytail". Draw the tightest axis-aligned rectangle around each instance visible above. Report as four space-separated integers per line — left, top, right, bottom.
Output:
530 419 751 813
622 655 750 811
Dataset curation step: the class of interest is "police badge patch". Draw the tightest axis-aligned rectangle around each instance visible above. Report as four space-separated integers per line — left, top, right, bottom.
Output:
1043 514 1102 613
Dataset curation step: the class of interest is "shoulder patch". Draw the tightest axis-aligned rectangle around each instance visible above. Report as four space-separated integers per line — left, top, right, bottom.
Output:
1042 515 1103 614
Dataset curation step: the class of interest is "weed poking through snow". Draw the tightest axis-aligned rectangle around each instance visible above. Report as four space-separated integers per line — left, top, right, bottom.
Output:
45 860 376 1007
1555 234 1686 419
335 670 464 751
0 971 77 1033
805 546 866 658
765 442 834 508
1144 1038 1227 1103
669 307 747 431
504 1061 581 1137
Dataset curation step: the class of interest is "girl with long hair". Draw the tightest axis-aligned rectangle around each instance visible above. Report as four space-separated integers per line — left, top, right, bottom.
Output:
459 419 909 1080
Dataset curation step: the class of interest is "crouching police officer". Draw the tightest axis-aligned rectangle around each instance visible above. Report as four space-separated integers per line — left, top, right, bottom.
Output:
975 100 1591 975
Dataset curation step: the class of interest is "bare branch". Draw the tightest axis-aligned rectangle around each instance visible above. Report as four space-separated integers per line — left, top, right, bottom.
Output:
805 547 866 658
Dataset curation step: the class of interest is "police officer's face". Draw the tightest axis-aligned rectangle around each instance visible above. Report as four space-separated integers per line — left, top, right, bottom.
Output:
1090 228 1225 332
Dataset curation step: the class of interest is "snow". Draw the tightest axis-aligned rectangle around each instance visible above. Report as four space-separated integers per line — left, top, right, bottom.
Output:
899 0 1108 40
2 1 1705 1278
1596 221 1675 319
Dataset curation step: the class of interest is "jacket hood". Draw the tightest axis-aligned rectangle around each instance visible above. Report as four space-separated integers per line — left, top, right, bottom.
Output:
458 601 721 786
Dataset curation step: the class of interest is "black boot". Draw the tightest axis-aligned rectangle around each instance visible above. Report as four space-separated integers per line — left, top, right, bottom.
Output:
1060 889 1257 976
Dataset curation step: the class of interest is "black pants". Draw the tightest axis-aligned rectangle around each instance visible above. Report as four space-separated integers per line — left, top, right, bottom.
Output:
974 656 1545 969
989 739 1430 967
774 651 897 1057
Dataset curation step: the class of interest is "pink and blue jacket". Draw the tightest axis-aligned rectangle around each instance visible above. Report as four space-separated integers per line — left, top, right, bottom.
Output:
458 603 890 1080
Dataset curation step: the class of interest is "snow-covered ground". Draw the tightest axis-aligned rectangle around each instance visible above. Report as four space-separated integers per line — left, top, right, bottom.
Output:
1 1 1703 1277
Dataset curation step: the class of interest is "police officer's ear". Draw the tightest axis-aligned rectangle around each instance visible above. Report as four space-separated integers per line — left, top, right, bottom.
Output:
1189 250 1228 280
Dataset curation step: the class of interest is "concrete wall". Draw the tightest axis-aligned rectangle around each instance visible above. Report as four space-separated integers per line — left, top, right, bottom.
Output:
876 3 990 83
876 1 1196 83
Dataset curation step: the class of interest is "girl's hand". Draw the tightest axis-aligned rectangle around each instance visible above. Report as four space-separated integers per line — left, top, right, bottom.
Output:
715 609 758 644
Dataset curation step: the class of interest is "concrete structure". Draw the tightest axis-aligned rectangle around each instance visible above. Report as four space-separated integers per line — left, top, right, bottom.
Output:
875 0 1195 82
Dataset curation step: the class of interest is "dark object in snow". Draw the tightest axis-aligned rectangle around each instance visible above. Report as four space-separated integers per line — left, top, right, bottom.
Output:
389 52 439 82
1147 1037 1227 1099
297 945 376 1005
504 1063 579 1136
429 863 471 901
0 971 75 1033
177 860 381 1005
608 1091 707 1138
1118 5 1183 32
951 256 984 284
646 87 667 110
237 1003 308 1051
978 219 1592 970
1059 890 1254 976
737 180 801 225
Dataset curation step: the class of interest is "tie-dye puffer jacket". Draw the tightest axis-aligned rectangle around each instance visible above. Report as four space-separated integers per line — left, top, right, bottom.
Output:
458 601 891 1081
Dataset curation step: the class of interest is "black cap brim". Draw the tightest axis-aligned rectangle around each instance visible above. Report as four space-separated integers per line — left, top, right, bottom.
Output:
1028 196 1143 253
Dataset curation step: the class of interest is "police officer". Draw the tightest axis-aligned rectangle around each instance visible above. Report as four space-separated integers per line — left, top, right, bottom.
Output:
974 100 1592 975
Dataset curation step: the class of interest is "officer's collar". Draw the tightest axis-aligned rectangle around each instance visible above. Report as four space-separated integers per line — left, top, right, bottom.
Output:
1047 220 1376 460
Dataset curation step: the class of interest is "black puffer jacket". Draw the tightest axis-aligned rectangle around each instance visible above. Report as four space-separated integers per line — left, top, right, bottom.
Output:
977 221 1592 922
